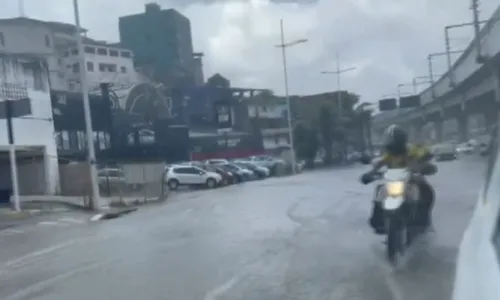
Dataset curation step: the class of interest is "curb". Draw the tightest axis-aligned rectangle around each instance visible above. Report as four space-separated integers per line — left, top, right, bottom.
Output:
90 207 139 221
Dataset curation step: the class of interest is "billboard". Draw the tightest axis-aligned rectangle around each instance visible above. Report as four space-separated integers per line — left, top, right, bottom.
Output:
378 98 397 111
399 95 421 108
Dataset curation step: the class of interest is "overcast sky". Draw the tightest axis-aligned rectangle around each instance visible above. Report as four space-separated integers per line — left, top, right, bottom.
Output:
1 0 499 102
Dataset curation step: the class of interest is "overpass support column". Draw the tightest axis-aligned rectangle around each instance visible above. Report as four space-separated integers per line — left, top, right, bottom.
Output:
484 110 498 133
433 120 443 143
411 119 424 142
457 114 468 142
493 67 500 128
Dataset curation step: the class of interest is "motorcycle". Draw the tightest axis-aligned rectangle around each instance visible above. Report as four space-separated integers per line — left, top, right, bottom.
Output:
368 166 436 266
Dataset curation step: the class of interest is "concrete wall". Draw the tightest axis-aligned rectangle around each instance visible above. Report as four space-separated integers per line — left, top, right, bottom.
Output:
58 163 90 196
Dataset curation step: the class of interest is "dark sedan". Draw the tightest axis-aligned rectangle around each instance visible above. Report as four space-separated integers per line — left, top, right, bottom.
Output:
200 164 236 185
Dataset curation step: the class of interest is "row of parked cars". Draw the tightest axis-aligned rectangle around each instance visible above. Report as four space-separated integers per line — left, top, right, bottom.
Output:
164 155 287 190
429 138 490 161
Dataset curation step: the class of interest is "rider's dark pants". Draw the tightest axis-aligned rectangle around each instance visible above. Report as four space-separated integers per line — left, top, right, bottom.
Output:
369 180 434 234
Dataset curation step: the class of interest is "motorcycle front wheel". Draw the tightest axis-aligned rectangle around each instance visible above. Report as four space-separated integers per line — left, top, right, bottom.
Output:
386 214 406 265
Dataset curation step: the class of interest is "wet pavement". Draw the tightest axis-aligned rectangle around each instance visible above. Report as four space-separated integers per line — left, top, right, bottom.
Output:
0 156 486 300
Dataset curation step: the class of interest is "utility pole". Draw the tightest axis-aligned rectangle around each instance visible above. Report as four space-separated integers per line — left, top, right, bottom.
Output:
445 20 488 85
428 50 464 98
18 0 25 17
73 0 100 210
5 100 20 212
275 19 307 174
471 0 487 63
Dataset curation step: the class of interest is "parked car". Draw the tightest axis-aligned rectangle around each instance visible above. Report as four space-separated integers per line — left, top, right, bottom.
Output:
456 142 475 155
233 161 270 179
221 163 254 181
205 159 229 165
200 164 236 185
98 168 127 193
245 155 285 175
218 164 244 183
434 143 457 161
165 165 222 190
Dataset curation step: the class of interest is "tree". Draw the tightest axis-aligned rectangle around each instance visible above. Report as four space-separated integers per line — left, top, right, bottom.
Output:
293 122 318 167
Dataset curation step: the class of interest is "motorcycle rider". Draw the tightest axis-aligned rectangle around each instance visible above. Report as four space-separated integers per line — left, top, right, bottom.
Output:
360 124 436 234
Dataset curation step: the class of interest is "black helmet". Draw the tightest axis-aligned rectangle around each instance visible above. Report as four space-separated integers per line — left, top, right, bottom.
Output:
383 124 408 155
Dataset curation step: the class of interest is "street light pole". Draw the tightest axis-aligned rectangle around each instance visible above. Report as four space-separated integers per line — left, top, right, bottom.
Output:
73 0 100 209
321 56 356 161
276 19 307 174
445 20 488 85
321 57 356 121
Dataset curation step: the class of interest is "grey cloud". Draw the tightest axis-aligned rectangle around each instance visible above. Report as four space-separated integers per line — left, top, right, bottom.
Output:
0 0 498 103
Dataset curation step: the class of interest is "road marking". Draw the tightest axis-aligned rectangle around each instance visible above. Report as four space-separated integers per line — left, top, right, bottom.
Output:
37 221 59 226
90 214 104 221
0 228 24 235
0 239 81 272
204 276 241 300
58 217 84 224
4 259 118 300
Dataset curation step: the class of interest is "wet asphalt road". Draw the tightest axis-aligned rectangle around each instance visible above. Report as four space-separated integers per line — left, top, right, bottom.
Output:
0 156 486 300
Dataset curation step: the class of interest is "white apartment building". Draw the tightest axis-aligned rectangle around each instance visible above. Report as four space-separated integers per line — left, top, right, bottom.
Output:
0 54 59 195
0 17 142 97
62 39 139 94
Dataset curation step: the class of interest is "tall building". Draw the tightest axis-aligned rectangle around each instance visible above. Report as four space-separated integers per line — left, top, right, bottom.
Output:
192 52 204 86
119 3 195 87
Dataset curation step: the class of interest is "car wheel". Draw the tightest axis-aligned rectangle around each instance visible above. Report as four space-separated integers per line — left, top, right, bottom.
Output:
167 179 179 190
206 178 217 189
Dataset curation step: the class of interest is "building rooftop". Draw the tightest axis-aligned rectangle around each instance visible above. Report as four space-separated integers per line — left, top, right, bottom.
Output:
0 17 87 33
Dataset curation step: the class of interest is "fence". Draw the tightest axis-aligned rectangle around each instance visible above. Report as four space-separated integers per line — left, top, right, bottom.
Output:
56 160 168 208
94 161 168 207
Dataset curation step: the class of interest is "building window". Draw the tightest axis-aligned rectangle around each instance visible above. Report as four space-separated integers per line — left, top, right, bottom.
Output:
87 61 94 71
33 67 44 91
120 66 127 73
45 35 50 47
68 82 74 91
72 63 79 73
109 50 118 57
98 63 117 72
0 32 4 46
71 48 78 55
97 48 107 55
84 46 95 54
63 51 69 57
120 51 131 58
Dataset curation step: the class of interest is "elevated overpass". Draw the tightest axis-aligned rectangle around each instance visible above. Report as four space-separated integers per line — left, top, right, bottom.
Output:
372 6 500 143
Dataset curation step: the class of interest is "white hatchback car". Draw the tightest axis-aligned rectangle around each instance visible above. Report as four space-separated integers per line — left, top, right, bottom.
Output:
165 165 222 190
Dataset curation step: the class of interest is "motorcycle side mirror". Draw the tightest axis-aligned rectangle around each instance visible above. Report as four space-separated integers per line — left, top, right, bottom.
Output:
359 155 372 165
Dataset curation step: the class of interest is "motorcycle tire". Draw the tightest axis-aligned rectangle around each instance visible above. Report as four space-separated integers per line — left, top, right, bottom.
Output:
386 215 405 264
